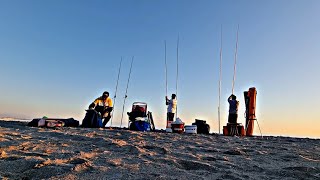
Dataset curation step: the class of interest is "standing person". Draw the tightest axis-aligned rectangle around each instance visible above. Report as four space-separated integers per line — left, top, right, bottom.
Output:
91 91 113 127
166 94 177 123
228 94 239 124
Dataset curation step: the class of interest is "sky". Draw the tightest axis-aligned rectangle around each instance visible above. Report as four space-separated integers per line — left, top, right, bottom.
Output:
0 0 319 138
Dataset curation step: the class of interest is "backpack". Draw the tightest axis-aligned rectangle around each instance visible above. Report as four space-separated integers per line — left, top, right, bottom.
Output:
81 110 103 128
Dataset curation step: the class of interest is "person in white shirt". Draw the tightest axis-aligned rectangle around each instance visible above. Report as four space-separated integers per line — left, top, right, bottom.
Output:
166 94 177 123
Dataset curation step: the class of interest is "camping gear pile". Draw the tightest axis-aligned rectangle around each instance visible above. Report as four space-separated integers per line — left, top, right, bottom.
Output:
127 102 155 132
169 118 210 134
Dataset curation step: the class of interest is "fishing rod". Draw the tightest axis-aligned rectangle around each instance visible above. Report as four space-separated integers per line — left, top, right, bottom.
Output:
164 40 169 131
218 25 223 134
175 35 179 120
110 57 123 127
164 40 168 97
120 56 134 128
231 24 239 95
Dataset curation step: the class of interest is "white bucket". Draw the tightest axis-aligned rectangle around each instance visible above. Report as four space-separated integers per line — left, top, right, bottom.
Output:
166 127 173 133
185 125 197 134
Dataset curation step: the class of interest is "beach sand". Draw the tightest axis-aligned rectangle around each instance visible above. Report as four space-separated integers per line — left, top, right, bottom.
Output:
0 120 319 180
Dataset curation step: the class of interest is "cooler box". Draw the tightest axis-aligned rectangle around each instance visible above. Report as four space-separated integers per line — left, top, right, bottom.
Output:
171 123 184 133
185 125 197 134
134 121 151 132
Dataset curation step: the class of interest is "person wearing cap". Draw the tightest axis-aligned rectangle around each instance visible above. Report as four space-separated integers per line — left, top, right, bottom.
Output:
166 94 177 122
228 94 239 124
91 91 113 127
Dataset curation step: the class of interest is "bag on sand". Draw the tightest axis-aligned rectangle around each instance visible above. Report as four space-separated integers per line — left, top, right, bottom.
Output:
129 120 151 131
28 118 45 127
192 119 210 134
28 118 79 127
81 109 103 128
46 120 65 127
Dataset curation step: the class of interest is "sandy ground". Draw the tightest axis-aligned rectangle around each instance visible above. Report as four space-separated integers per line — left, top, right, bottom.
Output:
0 120 319 180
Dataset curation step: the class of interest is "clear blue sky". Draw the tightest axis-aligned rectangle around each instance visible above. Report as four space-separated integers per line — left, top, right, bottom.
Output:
0 0 319 138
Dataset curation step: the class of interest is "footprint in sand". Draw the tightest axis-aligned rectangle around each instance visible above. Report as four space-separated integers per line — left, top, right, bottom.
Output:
223 149 246 156
201 156 217 161
143 145 168 155
113 144 146 155
176 159 217 172
69 158 88 165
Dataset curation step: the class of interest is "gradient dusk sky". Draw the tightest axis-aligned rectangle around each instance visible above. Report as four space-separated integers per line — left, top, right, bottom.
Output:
0 0 319 138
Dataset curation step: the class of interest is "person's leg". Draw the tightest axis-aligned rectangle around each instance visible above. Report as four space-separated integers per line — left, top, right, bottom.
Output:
166 112 171 128
228 113 232 123
234 114 238 124
230 114 237 124
169 113 175 122
102 111 111 127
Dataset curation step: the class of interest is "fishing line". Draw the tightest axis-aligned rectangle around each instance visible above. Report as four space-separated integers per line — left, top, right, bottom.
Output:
232 24 239 94
218 25 223 134
165 40 168 97
110 57 123 127
120 56 134 128
175 36 179 119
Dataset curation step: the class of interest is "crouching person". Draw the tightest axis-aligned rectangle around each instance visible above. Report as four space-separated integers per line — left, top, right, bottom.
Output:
92 91 113 127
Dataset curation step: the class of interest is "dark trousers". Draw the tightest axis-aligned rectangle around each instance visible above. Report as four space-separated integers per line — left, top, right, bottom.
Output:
95 109 111 127
228 113 238 124
95 106 113 127
102 113 111 127
167 112 175 122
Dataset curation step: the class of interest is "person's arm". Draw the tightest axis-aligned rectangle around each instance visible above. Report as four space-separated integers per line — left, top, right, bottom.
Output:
107 97 113 107
93 98 99 106
106 107 113 112
165 96 169 105
88 103 95 109
89 98 99 109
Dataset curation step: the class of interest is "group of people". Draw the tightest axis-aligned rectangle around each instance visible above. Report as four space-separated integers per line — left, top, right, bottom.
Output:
164 93 239 125
88 91 238 128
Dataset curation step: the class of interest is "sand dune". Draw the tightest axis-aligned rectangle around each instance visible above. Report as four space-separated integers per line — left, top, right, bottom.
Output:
0 120 319 180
